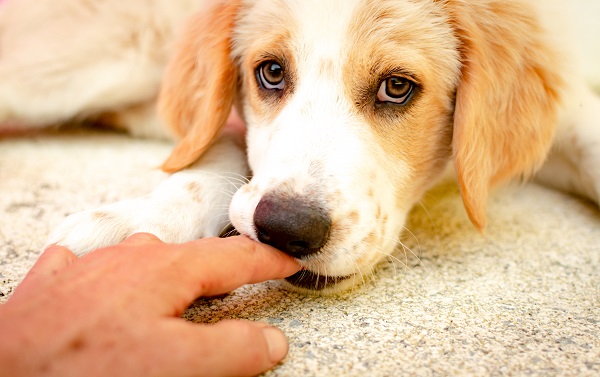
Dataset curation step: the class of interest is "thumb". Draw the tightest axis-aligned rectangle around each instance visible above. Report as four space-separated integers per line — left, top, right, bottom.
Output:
140 319 289 377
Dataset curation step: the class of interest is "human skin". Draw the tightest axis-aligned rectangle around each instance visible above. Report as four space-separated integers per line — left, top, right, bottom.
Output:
0 233 301 377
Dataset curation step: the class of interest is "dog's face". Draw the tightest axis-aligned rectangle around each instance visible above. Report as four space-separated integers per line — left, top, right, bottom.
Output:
159 0 563 293
227 0 460 292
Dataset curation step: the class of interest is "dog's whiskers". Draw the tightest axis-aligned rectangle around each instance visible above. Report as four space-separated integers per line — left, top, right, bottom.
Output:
400 227 422 259
193 171 248 191
368 231 422 277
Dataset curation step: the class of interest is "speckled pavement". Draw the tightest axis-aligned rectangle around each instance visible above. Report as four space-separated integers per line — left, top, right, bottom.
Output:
1 129 599 376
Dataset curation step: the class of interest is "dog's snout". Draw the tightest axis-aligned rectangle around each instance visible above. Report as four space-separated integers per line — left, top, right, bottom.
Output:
253 193 331 258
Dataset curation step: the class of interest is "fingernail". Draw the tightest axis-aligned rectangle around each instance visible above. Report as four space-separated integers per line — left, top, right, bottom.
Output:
262 327 289 363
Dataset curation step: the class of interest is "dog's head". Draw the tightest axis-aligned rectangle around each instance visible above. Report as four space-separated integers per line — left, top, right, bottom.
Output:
159 0 562 293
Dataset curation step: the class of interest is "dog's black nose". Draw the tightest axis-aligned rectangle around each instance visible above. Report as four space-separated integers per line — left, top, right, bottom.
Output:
253 193 331 258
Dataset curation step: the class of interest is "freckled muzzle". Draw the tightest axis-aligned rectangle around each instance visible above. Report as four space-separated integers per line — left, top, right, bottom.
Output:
249 190 357 291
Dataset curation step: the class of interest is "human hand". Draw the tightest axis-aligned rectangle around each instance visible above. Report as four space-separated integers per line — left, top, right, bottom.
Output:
0 234 301 377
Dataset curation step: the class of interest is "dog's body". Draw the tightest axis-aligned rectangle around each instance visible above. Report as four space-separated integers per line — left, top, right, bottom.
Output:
1 0 599 293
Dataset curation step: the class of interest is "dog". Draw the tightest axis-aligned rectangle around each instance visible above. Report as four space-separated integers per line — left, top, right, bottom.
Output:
1 0 599 293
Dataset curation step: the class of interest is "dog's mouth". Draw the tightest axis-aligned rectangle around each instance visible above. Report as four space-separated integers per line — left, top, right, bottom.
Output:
219 225 240 238
220 226 351 291
284 270 352 291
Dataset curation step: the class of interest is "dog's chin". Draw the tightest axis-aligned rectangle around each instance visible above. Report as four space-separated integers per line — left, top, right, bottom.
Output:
283 270 356 294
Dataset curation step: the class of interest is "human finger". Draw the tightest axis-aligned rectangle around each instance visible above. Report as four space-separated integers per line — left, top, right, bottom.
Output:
13 245 78 297
160 236 301 300
132 319 289 377
65 235 300 317
120 232 164 246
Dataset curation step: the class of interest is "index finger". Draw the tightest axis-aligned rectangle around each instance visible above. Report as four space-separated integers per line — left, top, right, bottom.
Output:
115 235 302 314
178 236 301 297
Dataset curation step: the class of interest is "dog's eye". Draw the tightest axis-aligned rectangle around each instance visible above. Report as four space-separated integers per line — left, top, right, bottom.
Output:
377 77 414 104
257 61 285 90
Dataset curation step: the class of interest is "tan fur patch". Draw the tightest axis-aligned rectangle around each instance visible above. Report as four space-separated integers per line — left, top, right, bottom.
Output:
185 182 205 203
91 211 115 222
343 0 460 208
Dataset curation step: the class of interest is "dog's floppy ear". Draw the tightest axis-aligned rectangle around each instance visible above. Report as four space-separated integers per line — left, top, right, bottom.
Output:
446 1 563 229
159 0 240 173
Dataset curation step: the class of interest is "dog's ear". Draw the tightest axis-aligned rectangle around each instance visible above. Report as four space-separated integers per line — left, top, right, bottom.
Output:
159 1 240 173
446 1 563 229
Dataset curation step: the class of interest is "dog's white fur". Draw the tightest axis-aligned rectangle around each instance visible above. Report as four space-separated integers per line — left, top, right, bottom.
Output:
1 0 599 293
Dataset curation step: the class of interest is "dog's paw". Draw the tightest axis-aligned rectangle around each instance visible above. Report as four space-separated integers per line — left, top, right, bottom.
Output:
46 198 161 255
47 194 229 255
46 137 246 255
47 205 138 256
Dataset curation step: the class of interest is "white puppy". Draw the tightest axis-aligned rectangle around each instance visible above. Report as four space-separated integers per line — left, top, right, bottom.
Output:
1 0 599 293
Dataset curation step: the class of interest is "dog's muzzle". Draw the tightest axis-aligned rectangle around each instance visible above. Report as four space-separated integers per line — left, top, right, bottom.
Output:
252 191 355 290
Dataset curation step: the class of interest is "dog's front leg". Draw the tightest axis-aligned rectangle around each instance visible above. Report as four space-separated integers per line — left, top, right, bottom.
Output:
47 134 249 255
536 86 600 206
